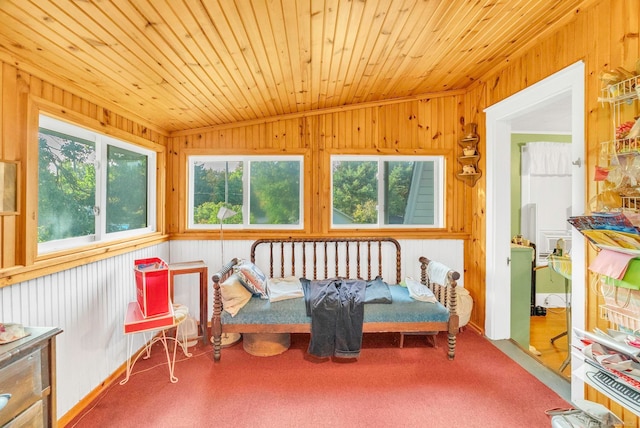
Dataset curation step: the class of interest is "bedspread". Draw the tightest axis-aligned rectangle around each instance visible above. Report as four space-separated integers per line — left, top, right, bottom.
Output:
221 284 450 326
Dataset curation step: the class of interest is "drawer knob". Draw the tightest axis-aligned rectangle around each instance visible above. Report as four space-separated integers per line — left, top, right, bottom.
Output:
0 393 11 411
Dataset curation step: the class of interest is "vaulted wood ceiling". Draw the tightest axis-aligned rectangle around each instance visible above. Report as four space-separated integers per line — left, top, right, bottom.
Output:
0 0 590 133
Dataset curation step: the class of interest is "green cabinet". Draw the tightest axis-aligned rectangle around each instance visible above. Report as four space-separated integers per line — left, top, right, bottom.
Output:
510 246 533 349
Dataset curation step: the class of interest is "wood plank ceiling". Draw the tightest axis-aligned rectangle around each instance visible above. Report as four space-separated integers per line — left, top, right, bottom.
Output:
0 0 590 133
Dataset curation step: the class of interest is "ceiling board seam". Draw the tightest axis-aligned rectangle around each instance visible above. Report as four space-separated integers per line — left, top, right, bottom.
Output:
183 0 274 121
70 0 223 128
248 0 294 117
126 0 243 124
333 0 379 106
65 0 223 128
475 0 598 86
375 0 454 97
157 0 253 122
0 3 198 130
220 0 280 118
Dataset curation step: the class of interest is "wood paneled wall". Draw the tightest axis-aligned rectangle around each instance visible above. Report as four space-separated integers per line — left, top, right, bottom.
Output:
1 0 638 422
167 92 473 241
0 61 168 285
464 0 639 423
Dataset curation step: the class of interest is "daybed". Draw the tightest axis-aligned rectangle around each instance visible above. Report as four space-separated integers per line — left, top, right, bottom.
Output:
211 237 460 361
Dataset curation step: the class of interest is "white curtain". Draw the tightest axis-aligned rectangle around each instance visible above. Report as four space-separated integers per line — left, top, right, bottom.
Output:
521 141 572 264
522 141 572 176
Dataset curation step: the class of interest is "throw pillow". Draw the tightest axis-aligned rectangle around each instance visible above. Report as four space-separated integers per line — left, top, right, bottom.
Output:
405 276 437 303
234 259 269 299
220 273 252 316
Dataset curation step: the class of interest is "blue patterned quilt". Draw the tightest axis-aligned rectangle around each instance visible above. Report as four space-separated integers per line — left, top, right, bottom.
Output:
221 284 449 325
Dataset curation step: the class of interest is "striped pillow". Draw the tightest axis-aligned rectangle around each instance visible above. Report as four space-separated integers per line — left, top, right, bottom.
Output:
234 260 268 299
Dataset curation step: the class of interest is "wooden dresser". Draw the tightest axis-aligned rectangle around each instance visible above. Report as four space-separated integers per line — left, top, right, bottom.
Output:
0 327 62 427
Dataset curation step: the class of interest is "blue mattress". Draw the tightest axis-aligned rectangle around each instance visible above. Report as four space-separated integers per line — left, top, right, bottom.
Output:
221 284 450 325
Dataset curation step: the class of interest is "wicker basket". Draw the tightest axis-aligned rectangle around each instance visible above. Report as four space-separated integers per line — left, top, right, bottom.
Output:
242 333 291 357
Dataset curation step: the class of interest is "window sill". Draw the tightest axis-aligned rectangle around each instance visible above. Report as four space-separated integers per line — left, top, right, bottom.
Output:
0 233 169 288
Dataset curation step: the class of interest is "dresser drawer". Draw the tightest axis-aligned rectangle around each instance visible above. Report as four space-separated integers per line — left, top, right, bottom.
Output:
0 350 42 427
3 400 43 428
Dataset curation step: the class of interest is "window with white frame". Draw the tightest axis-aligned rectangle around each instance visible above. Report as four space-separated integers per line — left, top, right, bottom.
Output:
38 114 156 253
188 155 303 229
331 155 444 228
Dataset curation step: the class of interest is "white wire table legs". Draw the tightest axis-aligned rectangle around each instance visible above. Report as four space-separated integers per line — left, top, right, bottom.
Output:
120 326 191 385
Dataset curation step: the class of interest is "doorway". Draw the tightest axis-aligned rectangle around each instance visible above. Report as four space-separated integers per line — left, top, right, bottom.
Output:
513 101 573 377
485 61 586 402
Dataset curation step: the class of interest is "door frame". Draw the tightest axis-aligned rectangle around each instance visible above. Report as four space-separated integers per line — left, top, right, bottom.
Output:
484 61 586 400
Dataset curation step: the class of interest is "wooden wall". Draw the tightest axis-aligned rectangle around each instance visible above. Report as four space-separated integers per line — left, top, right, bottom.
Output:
464 0 639 423
1 0 638 422
166 93 479 333
0 61 168 286
167 92 474 241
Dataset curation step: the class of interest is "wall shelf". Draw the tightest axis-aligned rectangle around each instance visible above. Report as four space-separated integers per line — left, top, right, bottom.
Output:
456 123 481 186
599 304 640 331
459 137 480 145
596 73 640 212
582 71 640 418
458 155 480 164
456 172 482 186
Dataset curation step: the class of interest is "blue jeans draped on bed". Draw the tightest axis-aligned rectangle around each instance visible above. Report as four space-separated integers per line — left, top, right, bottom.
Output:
302 278 366 358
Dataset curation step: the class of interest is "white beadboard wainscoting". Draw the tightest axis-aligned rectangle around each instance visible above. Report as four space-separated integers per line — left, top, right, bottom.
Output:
0 243 169 419
0 238 463 421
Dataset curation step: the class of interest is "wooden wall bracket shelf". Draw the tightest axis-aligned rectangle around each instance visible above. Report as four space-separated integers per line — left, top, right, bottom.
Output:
457 123 481 186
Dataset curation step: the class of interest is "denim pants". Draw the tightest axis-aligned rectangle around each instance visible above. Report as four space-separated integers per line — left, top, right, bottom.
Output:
303 278 366 358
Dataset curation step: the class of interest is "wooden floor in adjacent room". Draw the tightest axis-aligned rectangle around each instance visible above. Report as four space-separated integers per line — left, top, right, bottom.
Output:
529 308 571 379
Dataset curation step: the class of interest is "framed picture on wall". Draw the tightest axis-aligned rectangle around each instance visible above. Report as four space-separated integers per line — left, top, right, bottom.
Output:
0 160 19 215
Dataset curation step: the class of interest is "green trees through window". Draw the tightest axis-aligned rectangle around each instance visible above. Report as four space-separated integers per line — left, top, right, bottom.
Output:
106 146 148 233
331 156 443 227
332 160 378 224
189 154 443 230
189 157 303 228
192 160 243 225
38 114 155 252
38 130 96 242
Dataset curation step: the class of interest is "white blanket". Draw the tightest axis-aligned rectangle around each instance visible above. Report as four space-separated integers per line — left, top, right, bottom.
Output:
267 276 304 302
427 260 451 285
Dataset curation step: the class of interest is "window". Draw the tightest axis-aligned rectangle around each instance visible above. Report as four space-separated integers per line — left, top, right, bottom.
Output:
188 156 303 229
331 156 444 228
38 114 156 253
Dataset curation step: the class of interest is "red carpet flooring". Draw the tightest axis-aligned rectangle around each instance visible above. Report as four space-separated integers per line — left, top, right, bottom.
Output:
67 329 568 428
